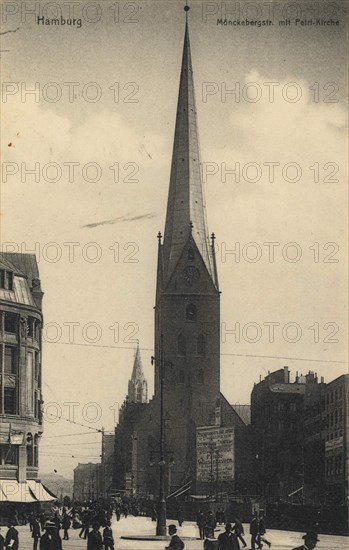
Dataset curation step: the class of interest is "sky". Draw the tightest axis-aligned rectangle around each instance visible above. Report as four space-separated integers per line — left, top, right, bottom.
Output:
1 0 348 478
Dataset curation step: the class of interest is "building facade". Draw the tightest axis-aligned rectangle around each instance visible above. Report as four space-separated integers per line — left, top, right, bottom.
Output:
73 462 101 502
250 367 328 503
325 374 349 505
0 252 50 506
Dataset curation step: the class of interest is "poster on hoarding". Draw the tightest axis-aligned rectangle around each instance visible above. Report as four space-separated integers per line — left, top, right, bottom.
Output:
197 426 234 482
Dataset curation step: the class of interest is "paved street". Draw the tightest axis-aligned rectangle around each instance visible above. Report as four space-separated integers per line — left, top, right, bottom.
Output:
1 517 347 550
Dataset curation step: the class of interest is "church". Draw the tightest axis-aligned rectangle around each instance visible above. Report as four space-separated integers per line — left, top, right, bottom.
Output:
113 11 247 498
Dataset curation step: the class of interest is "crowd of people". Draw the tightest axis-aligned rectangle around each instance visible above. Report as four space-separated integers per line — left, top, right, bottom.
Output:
0 501 321 550
0 502 116 550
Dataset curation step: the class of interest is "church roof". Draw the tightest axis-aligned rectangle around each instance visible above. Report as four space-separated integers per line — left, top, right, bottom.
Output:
162 18 215 285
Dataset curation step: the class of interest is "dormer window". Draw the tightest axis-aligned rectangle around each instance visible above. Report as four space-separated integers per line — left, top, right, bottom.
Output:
0 270 13 291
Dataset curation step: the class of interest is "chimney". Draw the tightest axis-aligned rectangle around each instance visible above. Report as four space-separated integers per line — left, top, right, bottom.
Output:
31 278 44 310
284 366 289 383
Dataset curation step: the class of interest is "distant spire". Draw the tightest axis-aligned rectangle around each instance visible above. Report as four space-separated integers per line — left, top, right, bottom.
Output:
128 342 148 403
162 10 215 284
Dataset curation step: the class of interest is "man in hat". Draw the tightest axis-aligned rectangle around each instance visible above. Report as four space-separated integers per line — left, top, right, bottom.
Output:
232 517 247 548
4 522 19 550
249 512 259 550
32 516 41 550
87 522 103 550
166 524 184 550
218 523 240 550
292 531 319 550
39 522 62 550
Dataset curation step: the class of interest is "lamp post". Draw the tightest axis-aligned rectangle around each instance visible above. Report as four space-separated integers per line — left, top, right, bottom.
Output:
151 333 168 536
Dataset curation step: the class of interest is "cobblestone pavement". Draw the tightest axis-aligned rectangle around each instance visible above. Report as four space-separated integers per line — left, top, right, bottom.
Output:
1 516 347 550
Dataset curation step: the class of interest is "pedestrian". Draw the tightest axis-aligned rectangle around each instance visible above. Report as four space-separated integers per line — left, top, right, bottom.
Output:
165 524 184 550
39 512 46 531
29 512 35 532
250 512 259 550
221 509 226 525
0 528 5 550
258 513 271 548
87 522 103 550
218 523 240 550
102 521 114 550
177 506 184 527
32 516 41 550
122 503 129 518
292 531 319 550
216 508 225 526
196 509 206 540
40 522 62 550
62 512 71 540
5 522 19 550
151 506 157 522
232 517 247 548
53 513 61 533
115 504 121 522
205 510 217 539
80 511 90 540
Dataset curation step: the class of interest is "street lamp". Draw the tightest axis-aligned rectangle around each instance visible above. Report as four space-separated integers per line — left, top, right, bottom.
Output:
151 333 172 536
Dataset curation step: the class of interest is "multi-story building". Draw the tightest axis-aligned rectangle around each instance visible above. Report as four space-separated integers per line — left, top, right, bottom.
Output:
0 252 53 509
325 374 349 505
250 367 327 503
73 462 101 502
100 432 115 499
303 372 326 504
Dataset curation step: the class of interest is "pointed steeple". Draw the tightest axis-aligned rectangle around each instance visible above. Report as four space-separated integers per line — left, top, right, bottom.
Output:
127 342 148 403
162 11 216 285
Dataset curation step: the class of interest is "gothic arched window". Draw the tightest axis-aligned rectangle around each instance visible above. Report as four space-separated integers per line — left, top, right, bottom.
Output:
26 433 33 467
197 369 204 384
34 435 39 467
197 334 206 356
188 247 195 261
186 303 197 321
177 334 186 356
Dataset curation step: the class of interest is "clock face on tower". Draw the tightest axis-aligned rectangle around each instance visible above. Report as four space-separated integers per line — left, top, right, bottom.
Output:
183 266 200 284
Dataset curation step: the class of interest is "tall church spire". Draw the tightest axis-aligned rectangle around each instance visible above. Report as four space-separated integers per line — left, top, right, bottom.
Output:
162 10 216 285
127 342 148 403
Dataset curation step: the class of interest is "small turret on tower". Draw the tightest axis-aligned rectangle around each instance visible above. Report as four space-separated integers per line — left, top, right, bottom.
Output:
127 342 148 403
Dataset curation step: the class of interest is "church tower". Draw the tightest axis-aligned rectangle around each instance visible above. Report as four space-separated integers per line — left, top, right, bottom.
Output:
127 342 148 404
154 11 220 486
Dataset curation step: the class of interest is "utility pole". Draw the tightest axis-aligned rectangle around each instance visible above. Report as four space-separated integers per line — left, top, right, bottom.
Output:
157 333 166 535
209 441 215 499
101 427 105 499
215 448 219 499
151 333 167 536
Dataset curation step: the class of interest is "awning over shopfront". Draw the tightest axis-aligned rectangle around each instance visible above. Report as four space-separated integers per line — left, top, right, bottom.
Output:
0 480 57 503
27 480 56 502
